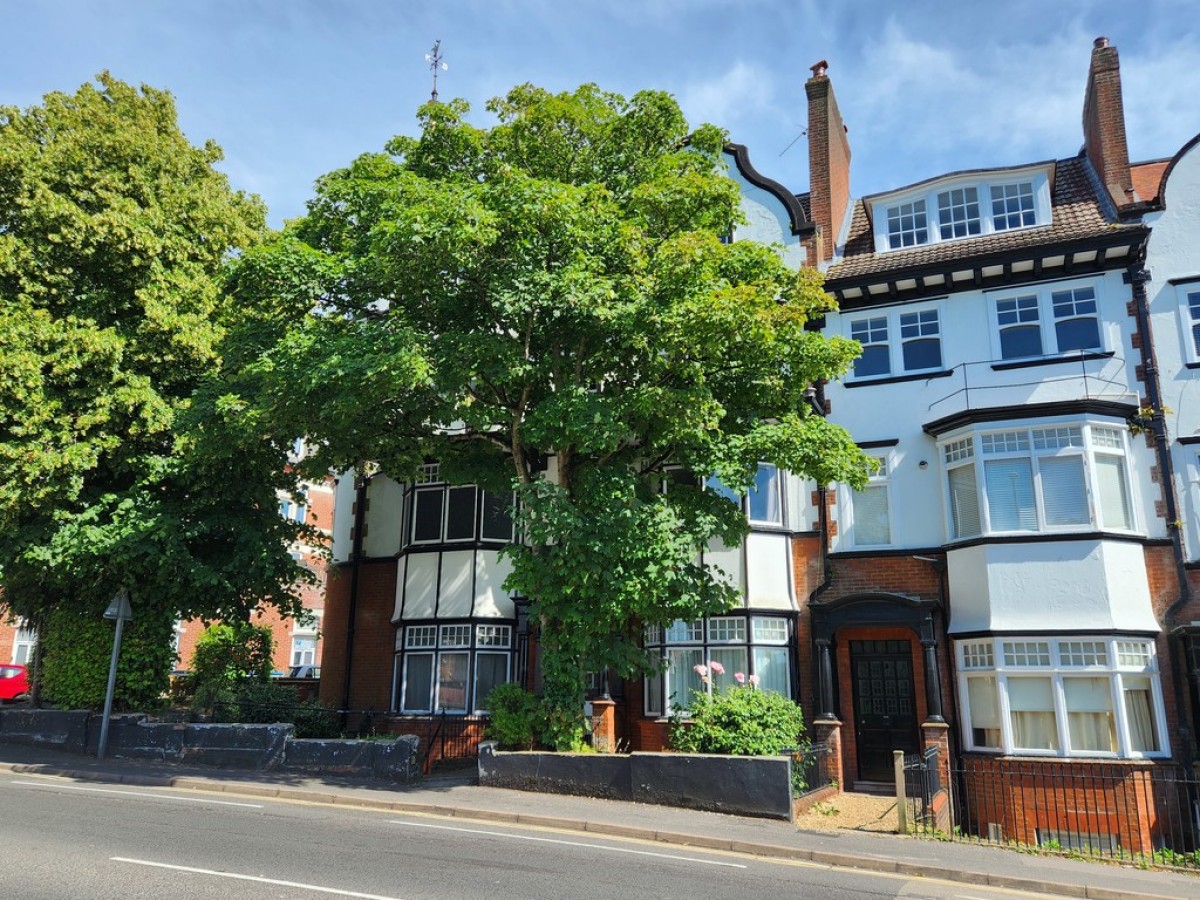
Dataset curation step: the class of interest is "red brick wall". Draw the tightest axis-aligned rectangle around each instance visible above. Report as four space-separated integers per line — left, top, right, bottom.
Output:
1082 38 1132 206
960 756 1169 853
318 558 397 715
806 64 852 264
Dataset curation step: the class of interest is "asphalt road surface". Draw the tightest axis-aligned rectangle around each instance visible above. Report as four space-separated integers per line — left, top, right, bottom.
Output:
0 774 1066 899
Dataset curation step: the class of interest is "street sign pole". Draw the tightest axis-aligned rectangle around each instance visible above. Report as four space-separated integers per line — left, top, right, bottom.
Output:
97 589 132 761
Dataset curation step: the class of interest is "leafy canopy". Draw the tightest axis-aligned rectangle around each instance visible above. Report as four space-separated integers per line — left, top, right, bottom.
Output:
0 74 311 699
233 83 866 747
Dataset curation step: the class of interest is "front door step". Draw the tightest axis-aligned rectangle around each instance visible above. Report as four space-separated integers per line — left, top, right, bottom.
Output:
851 780 893 795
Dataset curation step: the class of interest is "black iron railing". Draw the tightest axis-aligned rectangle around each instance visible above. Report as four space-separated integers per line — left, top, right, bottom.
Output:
903 754 1200 870
787 743 834 798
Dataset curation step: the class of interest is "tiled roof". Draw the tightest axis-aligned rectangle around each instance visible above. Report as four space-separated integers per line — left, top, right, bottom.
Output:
825 156 1140 284
794 192 812 222
1130 160 1169 205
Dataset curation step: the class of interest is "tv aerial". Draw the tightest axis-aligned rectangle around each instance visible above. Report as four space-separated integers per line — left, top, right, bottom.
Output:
425 40 448 101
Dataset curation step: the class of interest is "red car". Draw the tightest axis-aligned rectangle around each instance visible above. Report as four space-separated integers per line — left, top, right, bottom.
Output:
0 664 30 702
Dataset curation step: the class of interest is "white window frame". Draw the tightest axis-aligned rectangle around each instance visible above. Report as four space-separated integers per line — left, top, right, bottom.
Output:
938 421 1138 540
956 636 1169 759
870 166 1051 253
290 635 318 667
845 454 893 548
12 620 37 666
643 615 792 716
394 622 514 715
707 463 786 528
279 492 308 524
990 279 1105 362
845 302 945 382
1174 281 1200 364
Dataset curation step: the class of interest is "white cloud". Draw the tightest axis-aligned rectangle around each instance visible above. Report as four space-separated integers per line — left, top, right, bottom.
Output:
678 61 780 133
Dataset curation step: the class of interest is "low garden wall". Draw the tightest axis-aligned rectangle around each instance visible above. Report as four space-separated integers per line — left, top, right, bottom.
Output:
477 741 794 820
0 709 420 782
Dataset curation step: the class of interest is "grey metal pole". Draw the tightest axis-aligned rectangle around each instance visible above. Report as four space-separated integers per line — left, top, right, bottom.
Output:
97 613 125 760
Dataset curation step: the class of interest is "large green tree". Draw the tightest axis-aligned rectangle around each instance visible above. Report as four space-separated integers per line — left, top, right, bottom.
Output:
235 84 866 746
0 74 310 707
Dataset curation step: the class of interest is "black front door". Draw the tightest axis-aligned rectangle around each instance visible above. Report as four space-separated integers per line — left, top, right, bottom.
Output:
850 639 920 783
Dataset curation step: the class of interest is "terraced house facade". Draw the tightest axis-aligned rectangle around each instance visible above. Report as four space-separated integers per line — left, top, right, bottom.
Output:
319 38 1200 839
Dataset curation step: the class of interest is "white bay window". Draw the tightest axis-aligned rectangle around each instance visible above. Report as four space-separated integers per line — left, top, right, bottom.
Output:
941 423 1135 539
957 637 1167 758
644 615 792 715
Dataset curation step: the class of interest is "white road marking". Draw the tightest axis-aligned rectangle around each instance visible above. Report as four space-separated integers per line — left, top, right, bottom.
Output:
11 779 263 808
111 858 404 899
389 819 748 868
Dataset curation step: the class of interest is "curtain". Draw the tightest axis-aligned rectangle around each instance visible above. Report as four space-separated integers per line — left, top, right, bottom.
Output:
666 648 704 710
709 647 749 692
1123 679 1159 752
1064 677 1115 752
967 676 1001 748
1008 677 1059 750
473 652 509 712
753 646 790 697
402 653 434 712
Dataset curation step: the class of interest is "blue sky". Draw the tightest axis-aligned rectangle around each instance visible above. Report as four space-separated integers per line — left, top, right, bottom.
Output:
5 1 1198 227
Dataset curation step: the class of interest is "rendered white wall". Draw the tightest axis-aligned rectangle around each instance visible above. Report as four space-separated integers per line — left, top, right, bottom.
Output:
474 550 516 619
438 550 474 618
363 475 404 558
823 267 1154 551
397 554 438 621
745 532 794 610
1143 138 1200 557
946 539 1158 633
330 469 355 563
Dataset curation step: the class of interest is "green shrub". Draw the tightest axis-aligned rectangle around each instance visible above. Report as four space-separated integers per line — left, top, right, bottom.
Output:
483 682 545 750
190 622 274 712
212 680 340 739
669 686 805 755
40 604 175 711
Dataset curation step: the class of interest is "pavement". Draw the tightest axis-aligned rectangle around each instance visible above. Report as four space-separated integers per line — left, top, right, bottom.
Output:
1 744 1197 900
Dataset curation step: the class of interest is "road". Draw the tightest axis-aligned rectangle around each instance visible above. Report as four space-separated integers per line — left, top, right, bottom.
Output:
0 774 1065 899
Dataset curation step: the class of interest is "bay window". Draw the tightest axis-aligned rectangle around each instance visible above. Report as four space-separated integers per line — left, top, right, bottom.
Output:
644 615 792 715
408 481 514 546
957 636 1167 757
940 422 1135 539
395 622 513 714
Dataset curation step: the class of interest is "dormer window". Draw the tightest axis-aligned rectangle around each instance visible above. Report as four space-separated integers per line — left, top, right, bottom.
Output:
937 187 981 239
873 165 1051 252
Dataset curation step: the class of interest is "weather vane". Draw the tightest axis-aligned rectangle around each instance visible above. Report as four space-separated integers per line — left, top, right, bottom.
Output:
425 40 448 101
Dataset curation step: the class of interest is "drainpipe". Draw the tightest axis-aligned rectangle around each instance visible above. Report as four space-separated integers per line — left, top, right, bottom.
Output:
1127 261 1197 760
340 471 371 731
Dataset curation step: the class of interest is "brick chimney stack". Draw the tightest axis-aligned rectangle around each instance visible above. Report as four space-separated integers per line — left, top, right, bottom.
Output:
806 60 852 265
1082 36 1132 209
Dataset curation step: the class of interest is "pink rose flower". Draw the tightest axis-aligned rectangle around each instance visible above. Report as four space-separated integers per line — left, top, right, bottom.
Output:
693 664 708 677
708 660 725 675
748 674 761 687
734 672 746 684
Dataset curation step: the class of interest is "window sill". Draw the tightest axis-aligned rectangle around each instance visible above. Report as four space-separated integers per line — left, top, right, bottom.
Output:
844 368 955 388
991 351 1114 371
